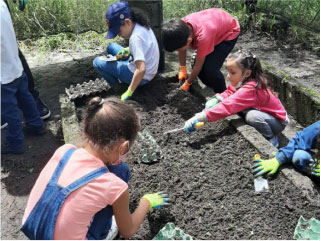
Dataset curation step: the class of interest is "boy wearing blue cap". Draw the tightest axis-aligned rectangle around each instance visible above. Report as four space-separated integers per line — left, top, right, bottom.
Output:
93 1 160 100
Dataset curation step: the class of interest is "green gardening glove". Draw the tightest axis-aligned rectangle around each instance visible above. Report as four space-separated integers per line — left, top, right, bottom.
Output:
252 157 280 177
141 191 170 210
205 97 218 109
121 88 133 101
117 47 130 60
309 159 320 177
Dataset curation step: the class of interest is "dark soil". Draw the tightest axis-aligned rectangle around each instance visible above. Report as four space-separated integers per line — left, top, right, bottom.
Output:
1 29 320 239
74 76 320 240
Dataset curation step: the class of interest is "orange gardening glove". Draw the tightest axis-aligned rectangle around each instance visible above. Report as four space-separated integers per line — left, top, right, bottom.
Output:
180 80 192 92
178 66 187 82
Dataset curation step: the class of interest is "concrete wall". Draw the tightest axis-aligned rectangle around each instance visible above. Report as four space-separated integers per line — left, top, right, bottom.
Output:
263 66 320 126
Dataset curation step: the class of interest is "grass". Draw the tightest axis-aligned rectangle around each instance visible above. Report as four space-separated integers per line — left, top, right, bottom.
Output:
8 0 320 53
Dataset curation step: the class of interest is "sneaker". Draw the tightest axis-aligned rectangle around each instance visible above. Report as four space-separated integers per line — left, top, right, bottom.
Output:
1 143 24 155
1 122 8 130
34 97 51 120
269 136 279 148
105 216 118 240
24 125 46 135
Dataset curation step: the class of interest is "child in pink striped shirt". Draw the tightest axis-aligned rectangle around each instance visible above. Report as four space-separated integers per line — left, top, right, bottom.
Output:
185 49 289 147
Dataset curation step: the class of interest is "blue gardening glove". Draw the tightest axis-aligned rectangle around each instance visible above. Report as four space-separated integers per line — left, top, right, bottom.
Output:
141 191 170 210
252 157 280 177
185 118 198 134
309 159 320 177
117 47 130 60
185 112 208 134
121 88 133 101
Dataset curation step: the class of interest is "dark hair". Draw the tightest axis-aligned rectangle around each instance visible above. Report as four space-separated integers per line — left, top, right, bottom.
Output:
161 19 190 52
82 97 140 150
127 7 150 29
227 49 274 104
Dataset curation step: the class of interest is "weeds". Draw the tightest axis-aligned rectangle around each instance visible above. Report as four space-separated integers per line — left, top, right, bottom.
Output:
9 0 319 53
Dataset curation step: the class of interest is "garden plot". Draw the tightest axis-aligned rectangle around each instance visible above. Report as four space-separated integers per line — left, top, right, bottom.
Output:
74 75 320 240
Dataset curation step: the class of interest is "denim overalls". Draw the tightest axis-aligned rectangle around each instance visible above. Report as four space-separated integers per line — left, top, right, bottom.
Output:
20 148 108 240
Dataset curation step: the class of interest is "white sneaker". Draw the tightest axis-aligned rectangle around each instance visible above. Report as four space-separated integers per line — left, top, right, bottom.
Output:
105 216 118 240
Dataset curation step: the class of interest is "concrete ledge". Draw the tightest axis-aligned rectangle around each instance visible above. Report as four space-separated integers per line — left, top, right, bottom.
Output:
263 63 320 127
59 94 82 145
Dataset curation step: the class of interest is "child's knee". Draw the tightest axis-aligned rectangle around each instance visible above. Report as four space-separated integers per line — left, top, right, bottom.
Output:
245 110 260 124
93 57 109 71
107 43 122 55
93 57 102 69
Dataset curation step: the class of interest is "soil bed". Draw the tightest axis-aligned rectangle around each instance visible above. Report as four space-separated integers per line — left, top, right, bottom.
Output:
75 76 320 240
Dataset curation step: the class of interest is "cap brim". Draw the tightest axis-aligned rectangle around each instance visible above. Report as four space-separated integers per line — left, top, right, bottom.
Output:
106 25 120 39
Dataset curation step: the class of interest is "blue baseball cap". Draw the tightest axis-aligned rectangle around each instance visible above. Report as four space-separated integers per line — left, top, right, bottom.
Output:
106 1 131 39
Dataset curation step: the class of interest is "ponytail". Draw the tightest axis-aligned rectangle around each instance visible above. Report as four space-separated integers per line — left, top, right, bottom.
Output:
82 96 140 150
129 7 150 29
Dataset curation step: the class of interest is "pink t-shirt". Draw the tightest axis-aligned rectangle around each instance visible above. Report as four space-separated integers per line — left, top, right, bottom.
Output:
182 8 240 58
22 144 128 240
204 80 287 122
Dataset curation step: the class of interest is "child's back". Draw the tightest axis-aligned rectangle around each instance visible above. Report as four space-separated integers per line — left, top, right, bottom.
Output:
182 8 240 58
22 144 127 239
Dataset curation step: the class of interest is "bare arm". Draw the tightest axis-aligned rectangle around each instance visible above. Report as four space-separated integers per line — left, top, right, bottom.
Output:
112 190 150 239
178 49 187 66
186 56 205 84
128 60 146 93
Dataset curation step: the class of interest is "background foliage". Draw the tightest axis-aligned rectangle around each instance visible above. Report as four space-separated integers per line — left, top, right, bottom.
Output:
8 0 320 52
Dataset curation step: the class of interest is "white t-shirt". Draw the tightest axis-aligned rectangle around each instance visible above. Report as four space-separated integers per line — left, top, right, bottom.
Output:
128 23 159 81
1 0 23 84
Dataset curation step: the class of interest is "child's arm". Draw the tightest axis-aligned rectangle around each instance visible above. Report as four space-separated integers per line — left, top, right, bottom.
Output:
178 50 188 82
112 190 169 238
204 86 255 122
178 49 187 67
276 121 320 165
112 190 149 238
121 60 146 100
180 56 205 92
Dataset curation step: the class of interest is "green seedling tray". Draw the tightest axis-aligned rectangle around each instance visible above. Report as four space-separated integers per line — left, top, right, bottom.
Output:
294 216 320 240
130 129 162 164
153 222 193 240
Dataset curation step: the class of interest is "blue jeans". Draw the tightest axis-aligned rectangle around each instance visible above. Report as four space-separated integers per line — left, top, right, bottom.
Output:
93 43 149 86
243 109 286 140
86 162 131 240
292 150 312 174
1 72 43 150
198 37 238 94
